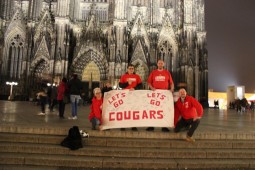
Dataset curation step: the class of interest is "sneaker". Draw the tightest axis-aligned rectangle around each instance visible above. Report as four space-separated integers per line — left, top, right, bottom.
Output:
161 127 170 132
146 127 154 131
38 112 46 116
80 130 89 138
131 127 138 131
68 116 77 120
185 136 195 143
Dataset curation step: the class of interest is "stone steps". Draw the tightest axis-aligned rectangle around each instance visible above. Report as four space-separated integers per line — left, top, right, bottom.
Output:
1 125 255 140
0 153 254 170
1 141 255 159
0 127 255 169
1 133 255 149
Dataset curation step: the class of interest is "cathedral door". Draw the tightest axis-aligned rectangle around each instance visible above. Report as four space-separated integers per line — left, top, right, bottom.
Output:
81 61 100 99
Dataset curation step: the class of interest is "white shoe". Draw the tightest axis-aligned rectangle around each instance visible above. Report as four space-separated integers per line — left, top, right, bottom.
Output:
80 130 89 138
68 116 77 120
38 112 46 116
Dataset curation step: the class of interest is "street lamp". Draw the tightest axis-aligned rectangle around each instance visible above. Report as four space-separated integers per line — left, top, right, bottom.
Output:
6 81 18 100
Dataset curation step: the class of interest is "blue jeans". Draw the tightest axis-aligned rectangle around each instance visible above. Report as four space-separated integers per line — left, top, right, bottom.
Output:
70 95 81 117
91 117 100 130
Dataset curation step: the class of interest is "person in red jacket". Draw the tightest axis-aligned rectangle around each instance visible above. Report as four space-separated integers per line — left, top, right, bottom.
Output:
174 88 203 143
88 88 103 130
57 77 68 119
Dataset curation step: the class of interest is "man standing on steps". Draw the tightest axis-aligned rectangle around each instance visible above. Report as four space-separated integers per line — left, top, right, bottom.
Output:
174 88 203 143
146 59 174 132
68 74 83 120
119 63 143 131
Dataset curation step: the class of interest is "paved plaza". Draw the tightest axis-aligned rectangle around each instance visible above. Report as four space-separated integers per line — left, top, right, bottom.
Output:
0 100 255 133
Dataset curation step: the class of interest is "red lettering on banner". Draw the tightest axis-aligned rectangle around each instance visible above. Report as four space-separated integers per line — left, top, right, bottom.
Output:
150 110 156 119
157 110 163 119
142 110 149 119
133 111 139 120
124 111 131 119
108 92 126 105
109 112 115 121
150 99 160 106
147 92 166 100
116 112 122 120
108 110 164 121
160 95 166 100
113 99 123 108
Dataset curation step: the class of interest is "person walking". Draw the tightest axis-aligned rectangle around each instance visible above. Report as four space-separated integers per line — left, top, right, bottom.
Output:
146 59 174 132
119 64 143 131
68 74 83 120
37 86 47 115
174 88 203 143
50 83 58 112
57 78 68 119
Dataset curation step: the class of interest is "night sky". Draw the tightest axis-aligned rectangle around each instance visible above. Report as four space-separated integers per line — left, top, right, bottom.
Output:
205 0 255 93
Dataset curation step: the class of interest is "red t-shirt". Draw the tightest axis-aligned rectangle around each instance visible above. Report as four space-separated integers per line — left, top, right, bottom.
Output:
147 69 173 89
119 73 142 89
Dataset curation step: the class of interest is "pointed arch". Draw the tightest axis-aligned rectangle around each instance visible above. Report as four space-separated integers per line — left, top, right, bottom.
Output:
33 36 51 60
82 61 100 82
157 16 178 72
3 8 26 79
72 48 108 80
130 13 150 48
34 10 55 42
30 58 51 81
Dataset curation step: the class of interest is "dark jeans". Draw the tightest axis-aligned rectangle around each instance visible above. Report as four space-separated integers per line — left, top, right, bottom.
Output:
50 99 58 111
174 117 200 137
40 96 47 113
58 100 66 117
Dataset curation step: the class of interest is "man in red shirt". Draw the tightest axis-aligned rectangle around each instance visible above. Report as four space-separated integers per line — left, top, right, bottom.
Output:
174 88 203 143
119 64 142 90
147 59 174 132
119 64 142 131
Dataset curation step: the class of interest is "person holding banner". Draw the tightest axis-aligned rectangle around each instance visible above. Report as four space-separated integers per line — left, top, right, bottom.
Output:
146 59 175 132
119 64 143 131
88 88 103 130
119 64 143 90
174 88 203 143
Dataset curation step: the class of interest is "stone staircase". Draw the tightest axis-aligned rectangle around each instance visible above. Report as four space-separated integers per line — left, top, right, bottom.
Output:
0 126 255 170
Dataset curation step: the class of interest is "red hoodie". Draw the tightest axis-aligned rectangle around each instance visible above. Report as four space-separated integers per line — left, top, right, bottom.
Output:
174 95 203 126
57 82 67 100
88 97 103 124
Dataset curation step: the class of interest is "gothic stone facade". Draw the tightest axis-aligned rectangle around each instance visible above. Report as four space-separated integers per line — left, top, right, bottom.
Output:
0 0 208 100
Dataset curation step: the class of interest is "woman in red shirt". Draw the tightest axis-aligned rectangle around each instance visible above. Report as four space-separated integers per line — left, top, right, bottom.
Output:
88 88 103 130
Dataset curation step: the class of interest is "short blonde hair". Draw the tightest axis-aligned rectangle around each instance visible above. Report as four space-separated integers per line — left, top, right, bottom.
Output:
93 87 101 95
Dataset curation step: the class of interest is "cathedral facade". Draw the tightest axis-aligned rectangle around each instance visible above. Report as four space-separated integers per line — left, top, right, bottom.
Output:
0 0 208 100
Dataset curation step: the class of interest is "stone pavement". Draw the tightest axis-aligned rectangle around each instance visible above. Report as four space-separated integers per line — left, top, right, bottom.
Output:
0 100 255 133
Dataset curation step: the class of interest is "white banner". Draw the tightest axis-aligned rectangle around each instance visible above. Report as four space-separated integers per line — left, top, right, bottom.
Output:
101 90 174 130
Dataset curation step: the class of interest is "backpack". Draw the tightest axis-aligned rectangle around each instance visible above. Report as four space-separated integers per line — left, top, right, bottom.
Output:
61 126 83 150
